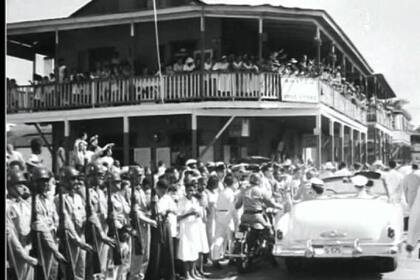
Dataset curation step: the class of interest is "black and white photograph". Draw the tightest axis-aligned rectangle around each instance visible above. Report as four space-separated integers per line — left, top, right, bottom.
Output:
5 0 420 279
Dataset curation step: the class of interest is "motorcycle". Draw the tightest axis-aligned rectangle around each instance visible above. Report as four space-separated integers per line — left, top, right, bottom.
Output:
226 209 277 273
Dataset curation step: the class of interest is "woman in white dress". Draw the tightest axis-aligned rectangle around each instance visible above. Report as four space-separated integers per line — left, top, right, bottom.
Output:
177 183 202 280
203 175 219 251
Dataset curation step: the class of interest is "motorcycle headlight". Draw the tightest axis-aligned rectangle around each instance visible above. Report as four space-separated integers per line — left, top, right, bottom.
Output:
276 229 283 240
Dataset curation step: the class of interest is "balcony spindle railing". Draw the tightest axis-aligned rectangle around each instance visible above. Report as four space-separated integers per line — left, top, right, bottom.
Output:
7 72 366 124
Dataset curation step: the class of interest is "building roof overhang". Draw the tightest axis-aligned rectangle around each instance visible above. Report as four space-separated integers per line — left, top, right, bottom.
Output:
373 73 396 99
7 4 373 75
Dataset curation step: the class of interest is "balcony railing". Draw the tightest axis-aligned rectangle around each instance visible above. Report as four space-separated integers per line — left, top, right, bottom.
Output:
367 106 393 129
7 72 366 123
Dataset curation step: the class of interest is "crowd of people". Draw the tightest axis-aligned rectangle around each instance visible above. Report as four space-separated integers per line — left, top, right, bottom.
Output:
6 131 420 280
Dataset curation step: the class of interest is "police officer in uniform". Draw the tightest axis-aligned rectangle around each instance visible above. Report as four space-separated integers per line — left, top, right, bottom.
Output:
85 163 116 279
128 166 157 280
7 170 37 280
235 173 283 229
106 171 131 280
58 166 93 280
31 167 67 279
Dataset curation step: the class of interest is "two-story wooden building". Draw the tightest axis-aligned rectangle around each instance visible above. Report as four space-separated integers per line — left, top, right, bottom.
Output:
7 0 397 170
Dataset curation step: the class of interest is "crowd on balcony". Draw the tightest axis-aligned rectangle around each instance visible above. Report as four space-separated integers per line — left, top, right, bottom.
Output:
7 49 370 110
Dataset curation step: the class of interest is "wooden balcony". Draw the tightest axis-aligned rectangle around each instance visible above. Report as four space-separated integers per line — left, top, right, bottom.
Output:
367 105 393 129
7 72 366 124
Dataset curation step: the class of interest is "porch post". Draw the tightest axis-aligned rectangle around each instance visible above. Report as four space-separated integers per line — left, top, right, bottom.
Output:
55 30 59 107
350 128 354 166
258 17 263 61
330 119 334 163
314 26 322 71
340 123 345 162
316 114 322 168
331 43 337 70
200 11 205 100
364 132 369 163
130 22 135 103
192 113 198 158
341 55 346 79
358 131 362 163
123 116 130 165
64 119 70 165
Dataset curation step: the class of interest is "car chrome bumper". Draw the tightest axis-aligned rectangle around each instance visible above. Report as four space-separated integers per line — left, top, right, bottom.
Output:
272 239 400 258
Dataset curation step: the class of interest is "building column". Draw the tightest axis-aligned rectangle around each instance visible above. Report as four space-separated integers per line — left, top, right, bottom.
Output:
129 22 135 103
330 119 334 163
64 120 70 165
55 30 59 106
350 128 354 166
192 114 198 158
315 26 322 71
358 131 362 163
123 116 130 166
258 17 263 61
200 12 205 100
364 133 368 164
316 114 322 168
340 123 345 162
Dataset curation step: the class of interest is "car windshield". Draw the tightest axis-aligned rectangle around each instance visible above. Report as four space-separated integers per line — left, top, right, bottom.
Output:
323 176 387 196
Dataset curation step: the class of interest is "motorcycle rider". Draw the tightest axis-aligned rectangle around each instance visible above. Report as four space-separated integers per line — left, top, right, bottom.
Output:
235 172 283 230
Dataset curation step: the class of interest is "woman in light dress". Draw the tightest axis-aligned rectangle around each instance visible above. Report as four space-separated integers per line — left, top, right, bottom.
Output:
177 182 205 280
203 175 219 252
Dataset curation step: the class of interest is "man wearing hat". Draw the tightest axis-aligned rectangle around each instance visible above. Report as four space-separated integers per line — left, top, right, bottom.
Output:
235 173 283 229
231 163 250 191
7 169 37 279
309 177 327 199
31 167 67 279
105 170 131 279
127 165 157 280
85 163 116 279
183 57 196 72
212 55 229 71
59 166 94 279
351 175 370 198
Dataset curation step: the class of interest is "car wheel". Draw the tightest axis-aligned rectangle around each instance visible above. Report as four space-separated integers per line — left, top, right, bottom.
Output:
376 257 398 273
285 258 303 274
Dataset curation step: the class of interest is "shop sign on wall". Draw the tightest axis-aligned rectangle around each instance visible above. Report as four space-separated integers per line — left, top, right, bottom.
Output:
281 78 319 103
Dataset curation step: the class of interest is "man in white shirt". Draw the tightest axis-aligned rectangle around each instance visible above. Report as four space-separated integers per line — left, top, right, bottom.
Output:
26 138 44 169
212 56 229 71
383 161 407 218
402 163 420 231
6 144 25 167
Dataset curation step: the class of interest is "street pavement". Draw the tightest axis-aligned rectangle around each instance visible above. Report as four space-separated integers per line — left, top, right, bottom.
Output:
207 246 420 280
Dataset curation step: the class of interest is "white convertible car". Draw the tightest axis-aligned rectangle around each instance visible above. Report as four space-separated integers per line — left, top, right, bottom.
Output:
272 172 404 273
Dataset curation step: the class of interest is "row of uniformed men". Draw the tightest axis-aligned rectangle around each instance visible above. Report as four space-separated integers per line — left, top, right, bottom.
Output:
6 163 156 280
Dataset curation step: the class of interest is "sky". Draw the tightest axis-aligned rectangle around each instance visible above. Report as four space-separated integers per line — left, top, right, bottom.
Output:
6 0 420 125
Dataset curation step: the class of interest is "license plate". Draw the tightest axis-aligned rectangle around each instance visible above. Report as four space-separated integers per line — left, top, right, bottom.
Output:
235 232 245 239
323 246 343 255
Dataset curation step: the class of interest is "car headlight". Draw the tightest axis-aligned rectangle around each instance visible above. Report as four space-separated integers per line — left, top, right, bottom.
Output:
387 227 395 239
276 229 283 240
